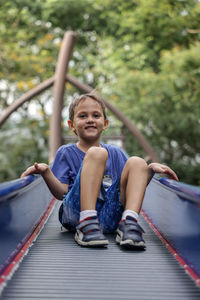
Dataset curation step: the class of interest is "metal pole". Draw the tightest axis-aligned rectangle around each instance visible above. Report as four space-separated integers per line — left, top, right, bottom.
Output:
49 31 76 163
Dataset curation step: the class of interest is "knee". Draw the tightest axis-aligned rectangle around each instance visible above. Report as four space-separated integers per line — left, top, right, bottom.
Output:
85 146 108 162
126 156 148 172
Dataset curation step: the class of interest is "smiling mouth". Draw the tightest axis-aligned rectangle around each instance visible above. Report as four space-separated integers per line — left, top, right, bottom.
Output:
85 126 96 129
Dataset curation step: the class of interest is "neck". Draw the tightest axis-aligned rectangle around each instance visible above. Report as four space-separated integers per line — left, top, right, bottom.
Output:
77 140 101 152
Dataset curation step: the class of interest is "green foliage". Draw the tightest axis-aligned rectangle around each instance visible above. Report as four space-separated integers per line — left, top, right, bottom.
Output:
0 0 200 185
0 117 49 182
107 42 200 184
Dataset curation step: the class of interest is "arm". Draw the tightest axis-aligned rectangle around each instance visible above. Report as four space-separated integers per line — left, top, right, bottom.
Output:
147 162 179 185
21 162 68 200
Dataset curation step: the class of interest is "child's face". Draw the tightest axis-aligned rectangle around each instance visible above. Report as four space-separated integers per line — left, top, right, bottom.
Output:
68 97 109 144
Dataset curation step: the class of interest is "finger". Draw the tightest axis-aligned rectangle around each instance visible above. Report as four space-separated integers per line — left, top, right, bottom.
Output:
20 170 30 177
168 170 178 181
20 172 26 178
21 165 36 177
171 172 179 181
34 162 39 169
165 168 179 181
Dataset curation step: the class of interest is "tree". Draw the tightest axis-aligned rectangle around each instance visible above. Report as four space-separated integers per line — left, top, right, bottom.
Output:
0 0 200 184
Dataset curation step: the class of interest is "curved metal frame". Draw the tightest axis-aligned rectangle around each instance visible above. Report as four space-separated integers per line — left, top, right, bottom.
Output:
0 76 55 126
0 31 159 162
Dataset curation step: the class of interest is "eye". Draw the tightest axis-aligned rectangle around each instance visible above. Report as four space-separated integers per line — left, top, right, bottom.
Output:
94 113 101 118
79 114 86 118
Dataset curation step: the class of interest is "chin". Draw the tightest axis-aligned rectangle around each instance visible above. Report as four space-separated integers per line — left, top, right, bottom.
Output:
84 135 100 141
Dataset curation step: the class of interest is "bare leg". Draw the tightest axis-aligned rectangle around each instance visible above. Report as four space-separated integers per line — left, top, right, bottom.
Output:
115 157 148 249
75 147 109 247
120 157 148 213
80 147 108 211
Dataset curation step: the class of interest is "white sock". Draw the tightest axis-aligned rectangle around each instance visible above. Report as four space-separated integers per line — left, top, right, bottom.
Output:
122 209 139 221
80 210 97 221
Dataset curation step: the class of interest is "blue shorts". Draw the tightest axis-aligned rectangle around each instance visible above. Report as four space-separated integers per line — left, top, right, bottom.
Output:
59 167 124 233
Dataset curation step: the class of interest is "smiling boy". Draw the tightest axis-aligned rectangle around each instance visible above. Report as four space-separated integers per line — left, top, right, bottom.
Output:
21 93 178 249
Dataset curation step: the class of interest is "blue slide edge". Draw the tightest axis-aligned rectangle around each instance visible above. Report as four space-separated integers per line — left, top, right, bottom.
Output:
0 175 35 198
158 176 200 204
143 176 200 280
0 175 53 276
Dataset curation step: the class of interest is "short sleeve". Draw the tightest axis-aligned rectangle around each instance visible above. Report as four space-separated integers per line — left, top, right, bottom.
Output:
51 146 70 184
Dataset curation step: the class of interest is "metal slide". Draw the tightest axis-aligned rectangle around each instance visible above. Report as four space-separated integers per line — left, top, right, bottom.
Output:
0 177 200 299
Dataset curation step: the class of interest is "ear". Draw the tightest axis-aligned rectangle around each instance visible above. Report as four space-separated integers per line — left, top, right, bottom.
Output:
68 119 77 135
103 119 109 130
68 120 74 131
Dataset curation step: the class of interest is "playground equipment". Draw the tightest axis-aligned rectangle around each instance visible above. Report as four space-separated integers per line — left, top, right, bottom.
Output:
0 31 200 298
0 174 200 299
0 31 158 163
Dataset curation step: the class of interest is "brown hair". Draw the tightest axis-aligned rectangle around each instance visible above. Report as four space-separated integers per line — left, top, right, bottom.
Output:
69 93 107 121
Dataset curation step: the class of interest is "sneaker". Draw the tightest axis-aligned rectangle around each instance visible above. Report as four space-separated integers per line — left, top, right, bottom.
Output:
116 216 146 249
75 216 109 247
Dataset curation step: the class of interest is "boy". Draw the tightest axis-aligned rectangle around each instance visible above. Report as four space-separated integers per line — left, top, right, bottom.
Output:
21 93 178 249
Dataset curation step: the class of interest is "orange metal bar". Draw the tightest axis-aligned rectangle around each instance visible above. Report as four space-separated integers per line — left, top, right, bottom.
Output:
49 31 76 162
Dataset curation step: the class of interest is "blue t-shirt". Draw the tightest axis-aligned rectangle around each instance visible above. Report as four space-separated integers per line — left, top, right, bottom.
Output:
51 143 128 191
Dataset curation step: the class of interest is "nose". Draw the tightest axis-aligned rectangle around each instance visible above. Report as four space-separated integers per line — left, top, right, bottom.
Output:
86 115 94 123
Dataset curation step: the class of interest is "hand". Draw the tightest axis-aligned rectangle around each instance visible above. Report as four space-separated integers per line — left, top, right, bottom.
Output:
148 163 179 181
21 162 49 178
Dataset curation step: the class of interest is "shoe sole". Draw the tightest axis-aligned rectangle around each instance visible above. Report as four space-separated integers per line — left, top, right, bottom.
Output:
120 239 146 249
116 231 146 249
75 233 109 247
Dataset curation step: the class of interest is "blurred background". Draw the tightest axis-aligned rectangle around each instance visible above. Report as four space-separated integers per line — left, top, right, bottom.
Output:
0 0 200 185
